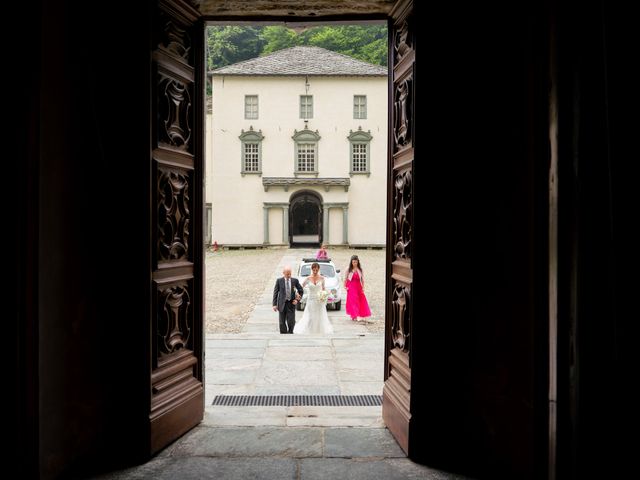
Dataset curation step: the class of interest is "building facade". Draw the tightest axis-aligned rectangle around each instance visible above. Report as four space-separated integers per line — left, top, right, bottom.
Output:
206 46 388 248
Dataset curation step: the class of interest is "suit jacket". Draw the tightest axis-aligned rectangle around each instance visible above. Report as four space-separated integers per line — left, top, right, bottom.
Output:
273 276 303 312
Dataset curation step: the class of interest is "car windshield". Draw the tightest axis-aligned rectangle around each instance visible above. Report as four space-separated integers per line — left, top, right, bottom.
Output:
300 264 336 277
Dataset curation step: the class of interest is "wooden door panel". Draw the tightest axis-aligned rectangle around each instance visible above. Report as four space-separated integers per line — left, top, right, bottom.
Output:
150 0 204 455
383 0 414 456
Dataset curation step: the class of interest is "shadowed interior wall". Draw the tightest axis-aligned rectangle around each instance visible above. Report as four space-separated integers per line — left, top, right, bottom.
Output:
13 2 154 478
408 4 544 478
555 3 638 478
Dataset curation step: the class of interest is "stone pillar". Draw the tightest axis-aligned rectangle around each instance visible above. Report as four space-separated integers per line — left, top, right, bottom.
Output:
342 206 349 245
283 206 290 245
322 205 329 244
263 206 269 244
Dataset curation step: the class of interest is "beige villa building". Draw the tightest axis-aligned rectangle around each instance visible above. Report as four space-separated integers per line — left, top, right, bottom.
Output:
205 46 388 248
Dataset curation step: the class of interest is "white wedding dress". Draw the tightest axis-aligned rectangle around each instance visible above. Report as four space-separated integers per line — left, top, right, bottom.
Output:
293 281 334 335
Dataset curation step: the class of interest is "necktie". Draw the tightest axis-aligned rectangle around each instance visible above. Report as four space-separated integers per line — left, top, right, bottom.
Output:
286 279 291 299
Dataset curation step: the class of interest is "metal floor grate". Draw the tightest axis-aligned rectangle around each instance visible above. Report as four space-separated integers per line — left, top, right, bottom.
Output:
212 394 382 407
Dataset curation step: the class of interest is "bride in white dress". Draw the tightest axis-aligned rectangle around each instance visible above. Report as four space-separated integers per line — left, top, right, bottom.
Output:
293 262 334 335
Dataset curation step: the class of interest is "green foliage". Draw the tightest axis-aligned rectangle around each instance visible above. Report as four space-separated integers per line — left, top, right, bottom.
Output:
206 24 387 71
260 26 301 55
206 26 265 71
301 25 388 66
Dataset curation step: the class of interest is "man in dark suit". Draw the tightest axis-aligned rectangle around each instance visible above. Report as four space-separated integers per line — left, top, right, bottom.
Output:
272 265 304 334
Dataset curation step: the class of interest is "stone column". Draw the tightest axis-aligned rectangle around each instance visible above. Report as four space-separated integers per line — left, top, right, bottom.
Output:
322 205 329 244
263 206 269 244
283 206 290 245
342 206 349 245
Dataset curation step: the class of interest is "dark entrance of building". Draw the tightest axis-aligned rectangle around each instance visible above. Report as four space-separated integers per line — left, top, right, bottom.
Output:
289 190 322 246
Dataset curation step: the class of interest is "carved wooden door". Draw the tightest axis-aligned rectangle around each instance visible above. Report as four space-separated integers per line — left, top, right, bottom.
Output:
149 0 204 454
383 0 414 456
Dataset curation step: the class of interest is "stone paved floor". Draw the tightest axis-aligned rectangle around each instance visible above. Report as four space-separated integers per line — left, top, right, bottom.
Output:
93 426 472 479
89 250 473 480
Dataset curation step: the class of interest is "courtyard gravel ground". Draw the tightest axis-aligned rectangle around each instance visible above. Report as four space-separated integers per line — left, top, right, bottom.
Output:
205 247 386 334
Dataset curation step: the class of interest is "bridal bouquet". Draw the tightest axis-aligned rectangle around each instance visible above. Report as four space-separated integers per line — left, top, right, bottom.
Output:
317 289 329 303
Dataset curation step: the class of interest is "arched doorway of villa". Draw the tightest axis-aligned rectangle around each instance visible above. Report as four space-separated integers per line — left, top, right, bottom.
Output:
289 190 323 246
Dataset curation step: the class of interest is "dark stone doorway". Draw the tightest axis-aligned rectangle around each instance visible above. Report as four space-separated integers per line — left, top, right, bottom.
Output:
289 191 322 246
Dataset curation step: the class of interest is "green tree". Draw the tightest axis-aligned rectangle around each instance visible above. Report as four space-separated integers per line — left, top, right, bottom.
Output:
260 26 300 55
305 25 387 66
206 26 265 71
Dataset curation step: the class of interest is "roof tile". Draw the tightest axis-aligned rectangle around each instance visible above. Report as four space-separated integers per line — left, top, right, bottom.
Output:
211 46 387 76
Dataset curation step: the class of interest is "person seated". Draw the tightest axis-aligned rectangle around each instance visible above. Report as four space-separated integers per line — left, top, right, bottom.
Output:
315 244 328 260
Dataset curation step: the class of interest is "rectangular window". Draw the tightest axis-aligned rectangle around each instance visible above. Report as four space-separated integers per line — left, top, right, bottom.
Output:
354 95 367 119
300 95 313 119
352 144 368 172
245 95 258 119
243 143 259 171
297 143 316 171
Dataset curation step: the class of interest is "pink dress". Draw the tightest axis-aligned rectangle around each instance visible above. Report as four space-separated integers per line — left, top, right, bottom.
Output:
345 270 371 320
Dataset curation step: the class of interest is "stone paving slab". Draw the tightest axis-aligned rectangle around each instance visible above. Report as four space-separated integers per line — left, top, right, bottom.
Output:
337 368 384 383
242 323 281 333
206 338 269 347
267 337 333 346
93 457 299 480
204 406 287 426
254 360 339 386
164 426 324 457
286 406 383 427
208 368 259 385
324 427 405 457
264 345 334 361
254 385 341 395
335 356 384 371
206 347 266 359
205 358 262 372
299 458 469 480
328 338 383 352
338 381 384 395
334 351 383 363
203 404 382 427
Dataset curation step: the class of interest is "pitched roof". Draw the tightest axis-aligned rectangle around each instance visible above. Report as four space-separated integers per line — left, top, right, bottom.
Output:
210 46 387 77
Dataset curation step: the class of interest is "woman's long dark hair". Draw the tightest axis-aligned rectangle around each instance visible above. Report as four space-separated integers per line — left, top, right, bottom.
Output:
347 255 362 274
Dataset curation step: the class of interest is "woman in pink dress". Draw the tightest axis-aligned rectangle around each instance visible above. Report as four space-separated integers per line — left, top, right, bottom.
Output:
315 244 329 260
344 255 371 322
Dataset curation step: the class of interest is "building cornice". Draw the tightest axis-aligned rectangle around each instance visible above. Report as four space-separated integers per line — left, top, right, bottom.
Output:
262 177 350 192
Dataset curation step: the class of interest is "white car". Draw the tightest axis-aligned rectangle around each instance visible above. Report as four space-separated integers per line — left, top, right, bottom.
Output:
296 258 342 310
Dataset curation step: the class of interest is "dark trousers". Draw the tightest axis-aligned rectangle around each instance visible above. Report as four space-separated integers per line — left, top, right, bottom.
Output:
279 300 296 333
